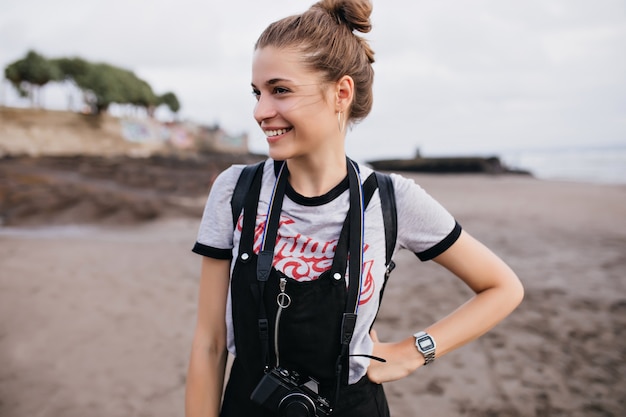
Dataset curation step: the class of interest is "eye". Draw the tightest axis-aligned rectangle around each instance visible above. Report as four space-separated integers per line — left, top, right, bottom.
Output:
273 87 290 95
251 88 260 100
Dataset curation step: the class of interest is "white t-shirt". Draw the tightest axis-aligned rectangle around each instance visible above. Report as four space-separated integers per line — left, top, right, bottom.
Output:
193 159 461 383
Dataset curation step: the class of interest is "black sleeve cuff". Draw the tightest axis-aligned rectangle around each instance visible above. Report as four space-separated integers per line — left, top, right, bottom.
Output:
415 221 462 261
192 242 232 259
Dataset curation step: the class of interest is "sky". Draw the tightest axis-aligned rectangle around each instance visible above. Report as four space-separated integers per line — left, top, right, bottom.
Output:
1 0 625 162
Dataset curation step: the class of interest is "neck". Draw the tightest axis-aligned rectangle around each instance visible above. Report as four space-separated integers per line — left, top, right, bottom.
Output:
286 152 348 198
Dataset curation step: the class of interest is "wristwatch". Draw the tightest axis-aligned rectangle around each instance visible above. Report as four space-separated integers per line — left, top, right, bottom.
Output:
413 331 436 365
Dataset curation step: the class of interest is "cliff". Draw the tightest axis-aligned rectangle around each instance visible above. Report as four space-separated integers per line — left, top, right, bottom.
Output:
0 107 249 157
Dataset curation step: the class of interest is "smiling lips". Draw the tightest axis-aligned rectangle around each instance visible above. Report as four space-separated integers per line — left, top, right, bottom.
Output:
264 128 292 138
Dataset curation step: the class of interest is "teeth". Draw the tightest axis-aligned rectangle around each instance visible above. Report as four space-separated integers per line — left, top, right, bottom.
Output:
265 128 289 137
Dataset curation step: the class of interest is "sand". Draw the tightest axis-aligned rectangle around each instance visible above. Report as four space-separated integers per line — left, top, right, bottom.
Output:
1 173 625 417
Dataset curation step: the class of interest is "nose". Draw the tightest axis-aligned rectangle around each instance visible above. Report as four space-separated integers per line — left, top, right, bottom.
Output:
253 94 277 124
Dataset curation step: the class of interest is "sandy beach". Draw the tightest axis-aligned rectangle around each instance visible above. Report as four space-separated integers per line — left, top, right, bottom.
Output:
1 172 625 417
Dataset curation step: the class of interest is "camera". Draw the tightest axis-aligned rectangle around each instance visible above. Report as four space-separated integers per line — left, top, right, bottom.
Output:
250 367 332 416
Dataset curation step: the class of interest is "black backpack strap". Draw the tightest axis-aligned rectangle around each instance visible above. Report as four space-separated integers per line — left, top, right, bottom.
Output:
364 172 397 335
231 161 265 228
374 172 397 277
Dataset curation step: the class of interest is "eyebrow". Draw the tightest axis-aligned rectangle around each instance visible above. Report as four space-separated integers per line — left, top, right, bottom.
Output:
251 78 293 89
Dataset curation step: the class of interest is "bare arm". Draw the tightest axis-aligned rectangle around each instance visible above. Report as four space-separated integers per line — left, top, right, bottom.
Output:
185 257 231 417
367 230 524 383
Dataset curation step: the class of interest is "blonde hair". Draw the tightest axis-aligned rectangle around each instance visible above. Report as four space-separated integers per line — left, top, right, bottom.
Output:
255 0 375 123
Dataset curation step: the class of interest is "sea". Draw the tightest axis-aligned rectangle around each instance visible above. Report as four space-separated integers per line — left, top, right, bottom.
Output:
500 145 626 185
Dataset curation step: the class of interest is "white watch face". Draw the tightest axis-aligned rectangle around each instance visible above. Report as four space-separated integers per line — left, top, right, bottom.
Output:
417 337 434 351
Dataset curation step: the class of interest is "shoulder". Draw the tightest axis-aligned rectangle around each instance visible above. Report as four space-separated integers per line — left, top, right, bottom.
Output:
213 159 272 194
213 163 246 189
358 166 426 199
388 172 422 192
389 172 444 210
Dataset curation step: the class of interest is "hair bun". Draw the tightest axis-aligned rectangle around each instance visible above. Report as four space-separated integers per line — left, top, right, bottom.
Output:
316 0 373 33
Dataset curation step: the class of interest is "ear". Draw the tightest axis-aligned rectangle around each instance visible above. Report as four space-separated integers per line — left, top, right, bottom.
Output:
335 75 354 112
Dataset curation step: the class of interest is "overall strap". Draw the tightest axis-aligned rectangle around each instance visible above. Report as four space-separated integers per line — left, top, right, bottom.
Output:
255 162 289 370
257 162 289 283
345 159 365 315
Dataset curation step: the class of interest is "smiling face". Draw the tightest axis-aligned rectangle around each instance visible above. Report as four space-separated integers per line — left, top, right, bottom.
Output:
251 46 343 163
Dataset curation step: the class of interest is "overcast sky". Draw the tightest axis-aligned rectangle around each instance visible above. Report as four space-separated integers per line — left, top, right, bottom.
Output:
1 0 625 161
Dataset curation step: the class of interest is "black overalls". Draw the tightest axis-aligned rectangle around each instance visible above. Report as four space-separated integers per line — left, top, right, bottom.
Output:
220 161 390 417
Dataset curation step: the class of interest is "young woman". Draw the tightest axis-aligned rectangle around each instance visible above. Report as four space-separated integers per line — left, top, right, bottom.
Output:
185 1 524 416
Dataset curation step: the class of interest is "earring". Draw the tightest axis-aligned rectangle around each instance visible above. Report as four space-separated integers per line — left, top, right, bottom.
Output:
337 111 343 133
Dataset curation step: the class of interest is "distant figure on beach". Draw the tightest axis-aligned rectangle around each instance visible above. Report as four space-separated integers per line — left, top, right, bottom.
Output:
185 1 524 416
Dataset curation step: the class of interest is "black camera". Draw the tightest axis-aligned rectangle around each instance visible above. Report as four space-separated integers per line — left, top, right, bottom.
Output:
250 367 332 416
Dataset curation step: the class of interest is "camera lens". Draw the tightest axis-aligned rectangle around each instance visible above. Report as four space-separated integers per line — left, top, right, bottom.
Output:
279 393 316 417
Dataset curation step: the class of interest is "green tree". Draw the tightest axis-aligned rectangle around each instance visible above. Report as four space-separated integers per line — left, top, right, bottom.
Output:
4 51 183 116
123 74 158 113
4 50 60 107
72 63 119 113
75 64 159 115
63 63 152 114
51 57 90 81
159 91 181 114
